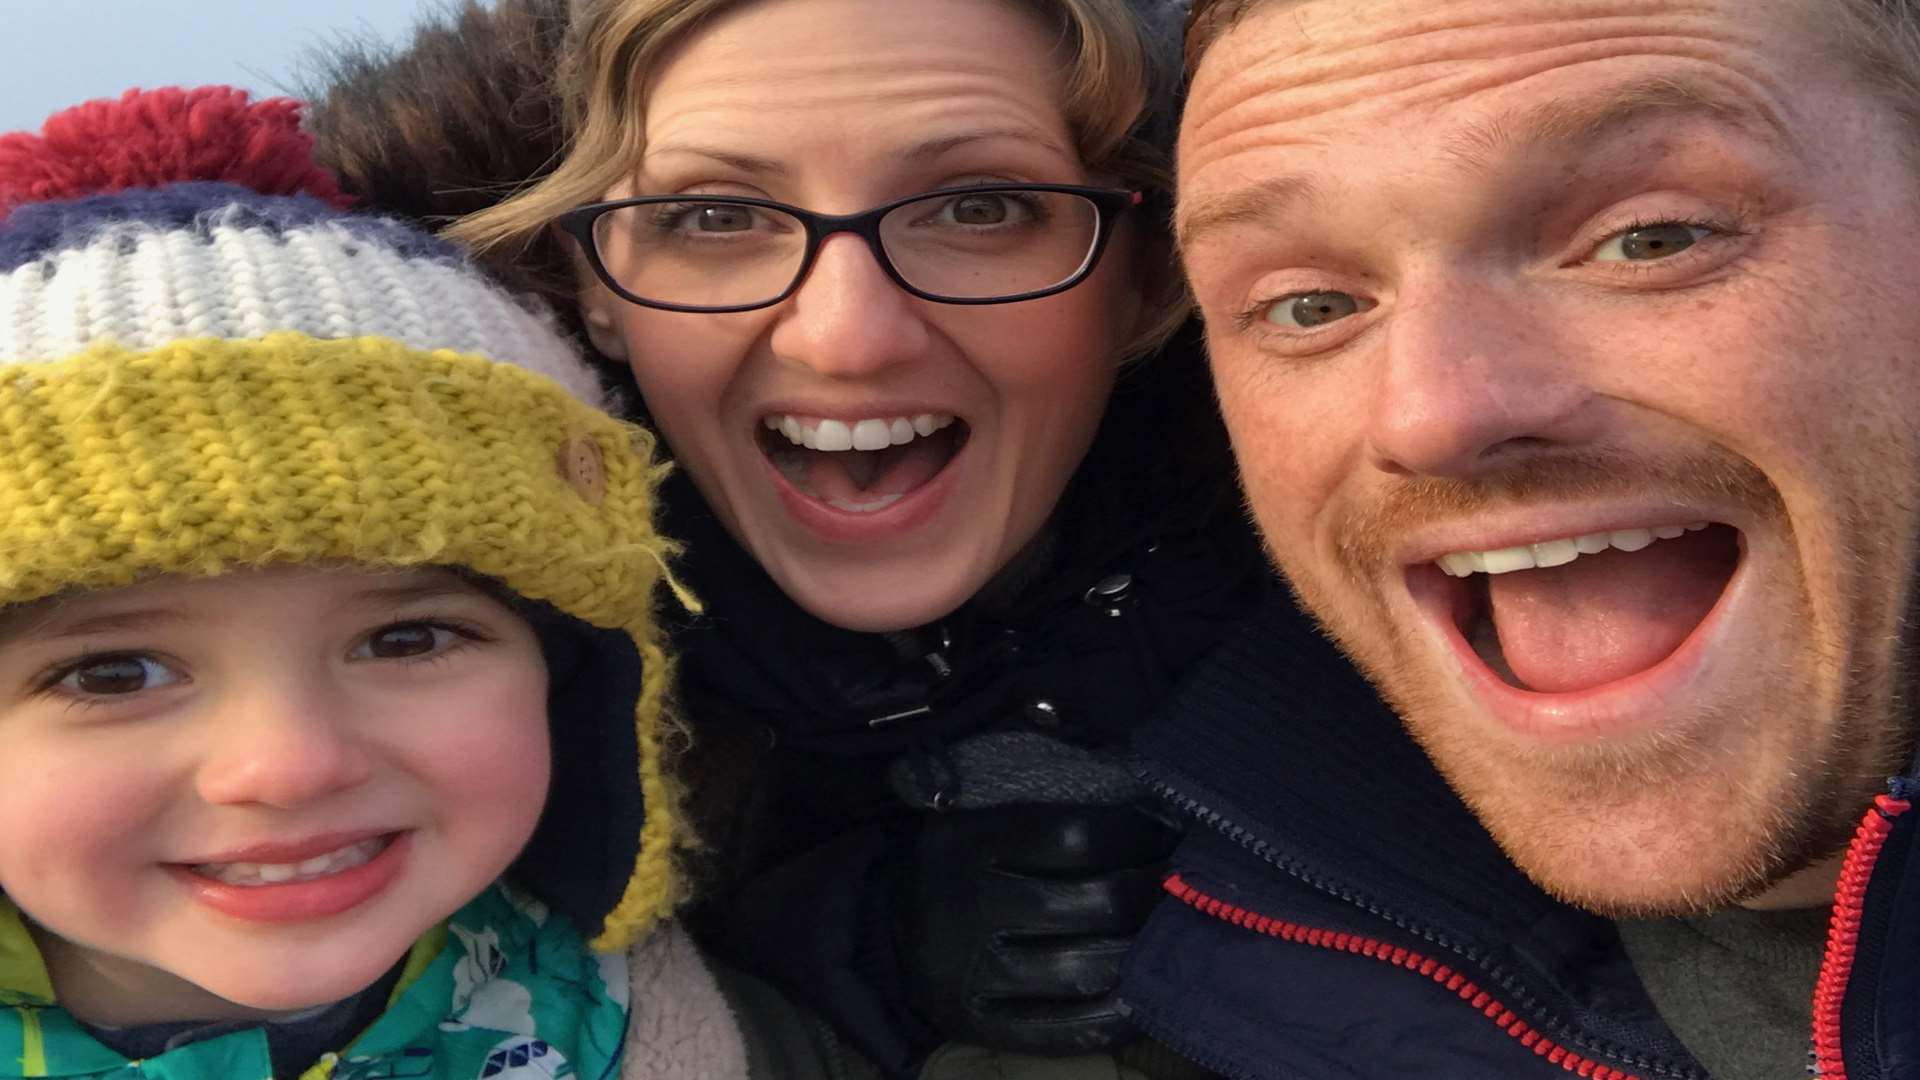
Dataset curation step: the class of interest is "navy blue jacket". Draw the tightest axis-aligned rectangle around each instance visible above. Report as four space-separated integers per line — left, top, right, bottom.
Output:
1121 597 1920 1079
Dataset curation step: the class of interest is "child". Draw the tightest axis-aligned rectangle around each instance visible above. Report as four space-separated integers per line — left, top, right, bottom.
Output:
0 86 732 1080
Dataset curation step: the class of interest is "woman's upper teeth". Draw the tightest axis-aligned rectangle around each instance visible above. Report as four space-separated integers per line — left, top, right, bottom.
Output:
1437 522 1712 578
763 413 956 451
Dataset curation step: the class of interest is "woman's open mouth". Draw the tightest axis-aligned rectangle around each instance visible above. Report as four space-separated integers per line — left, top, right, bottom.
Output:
1420 521 1744 696
759 412 971 514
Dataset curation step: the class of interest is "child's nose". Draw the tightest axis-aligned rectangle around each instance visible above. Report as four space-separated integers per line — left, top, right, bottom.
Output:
194 689 375 808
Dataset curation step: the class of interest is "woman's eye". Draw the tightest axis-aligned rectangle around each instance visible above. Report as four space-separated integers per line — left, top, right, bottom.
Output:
945 194 1013 226
1264 291 1363 329
58 654 180 696
356 622 456 660
1591 222 1709 262
692 205 753 232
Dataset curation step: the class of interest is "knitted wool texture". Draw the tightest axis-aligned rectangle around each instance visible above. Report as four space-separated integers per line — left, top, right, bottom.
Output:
0 87 686 951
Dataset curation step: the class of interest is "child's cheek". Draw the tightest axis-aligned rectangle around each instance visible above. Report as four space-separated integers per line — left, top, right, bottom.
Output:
0 732 177 925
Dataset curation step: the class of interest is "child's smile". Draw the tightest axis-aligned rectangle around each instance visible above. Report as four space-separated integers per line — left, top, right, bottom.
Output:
0 566 551 1025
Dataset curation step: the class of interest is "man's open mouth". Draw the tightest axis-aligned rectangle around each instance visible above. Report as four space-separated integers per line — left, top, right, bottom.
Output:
1426 521 1744 693
760 413 970 513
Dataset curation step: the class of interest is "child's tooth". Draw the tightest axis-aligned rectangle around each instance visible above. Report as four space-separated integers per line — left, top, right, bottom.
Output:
296 853 336 877
258 863 296 884
800 426 821 450
1651 524 1686 540
912 414 938 436
851 419 892 451
934 415 955 431
763 416 781 430
814 419 853 451
1438 552 1476 577
1610 528 1655 552
889 418 916 445
1574 532 1611 555
780 416 803 444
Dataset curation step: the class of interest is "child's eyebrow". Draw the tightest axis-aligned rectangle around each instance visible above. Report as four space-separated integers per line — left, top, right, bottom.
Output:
346 579 488 608
0 608 185 649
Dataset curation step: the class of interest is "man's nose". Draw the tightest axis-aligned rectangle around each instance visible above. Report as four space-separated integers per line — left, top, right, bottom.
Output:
769 233 931 379
195 683 374 809
1365 273 1601 478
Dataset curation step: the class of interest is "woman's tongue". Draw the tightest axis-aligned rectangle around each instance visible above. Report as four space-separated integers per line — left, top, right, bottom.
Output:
1482 539 1730 693
787 438 949 510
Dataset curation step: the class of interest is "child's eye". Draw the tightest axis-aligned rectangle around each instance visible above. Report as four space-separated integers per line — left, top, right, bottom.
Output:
56 654 181 696
354 622 462 661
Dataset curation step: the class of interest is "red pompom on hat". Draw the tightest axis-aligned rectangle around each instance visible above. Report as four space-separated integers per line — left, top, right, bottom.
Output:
0 85 351 221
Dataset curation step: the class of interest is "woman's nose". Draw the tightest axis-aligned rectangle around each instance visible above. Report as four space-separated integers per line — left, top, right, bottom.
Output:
195 687 375 809
769 233 932 379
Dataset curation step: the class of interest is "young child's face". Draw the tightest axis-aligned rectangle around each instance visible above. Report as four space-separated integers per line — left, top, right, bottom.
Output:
0 565 551 1022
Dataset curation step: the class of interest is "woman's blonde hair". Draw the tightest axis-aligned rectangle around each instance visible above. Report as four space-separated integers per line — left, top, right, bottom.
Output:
447 0 1189 357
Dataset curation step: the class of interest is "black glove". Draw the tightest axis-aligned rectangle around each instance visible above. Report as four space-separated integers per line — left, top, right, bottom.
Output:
899 801 1181 1055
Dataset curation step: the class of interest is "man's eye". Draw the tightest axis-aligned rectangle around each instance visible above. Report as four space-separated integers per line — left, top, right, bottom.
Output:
58 655 180 696
1591 223 1710 262
1264 291 1363 329
356 622 456 660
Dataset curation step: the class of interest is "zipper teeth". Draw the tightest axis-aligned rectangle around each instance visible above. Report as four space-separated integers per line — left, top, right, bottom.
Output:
1144 777 1700 1080
1165 873 1644 1080
1811 793 1911 1080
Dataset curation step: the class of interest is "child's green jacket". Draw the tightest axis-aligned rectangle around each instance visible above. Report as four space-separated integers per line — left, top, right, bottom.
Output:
0 884 628 1080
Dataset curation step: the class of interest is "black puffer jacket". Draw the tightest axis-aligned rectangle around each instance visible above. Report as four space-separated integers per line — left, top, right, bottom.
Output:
672 325 1271 1075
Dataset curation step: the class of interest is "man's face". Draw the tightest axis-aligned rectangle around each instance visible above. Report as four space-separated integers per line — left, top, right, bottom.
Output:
1181 0 1920 914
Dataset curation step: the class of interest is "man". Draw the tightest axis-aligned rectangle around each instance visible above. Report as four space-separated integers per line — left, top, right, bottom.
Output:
1120 1 1920 1077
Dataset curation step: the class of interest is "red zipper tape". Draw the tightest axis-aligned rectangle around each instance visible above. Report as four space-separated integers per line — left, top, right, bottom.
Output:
1162 873 1644 1079
1811 793 1911 1080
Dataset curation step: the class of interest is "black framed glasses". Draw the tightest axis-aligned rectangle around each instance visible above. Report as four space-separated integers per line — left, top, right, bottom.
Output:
556 183 1140 313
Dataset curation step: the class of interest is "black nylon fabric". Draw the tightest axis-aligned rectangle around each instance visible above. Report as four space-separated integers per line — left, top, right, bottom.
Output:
672 329 1272 1073
1122 596 1715 1079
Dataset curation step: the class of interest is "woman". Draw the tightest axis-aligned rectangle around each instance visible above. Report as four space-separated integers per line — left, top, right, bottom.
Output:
310 0 1265 1075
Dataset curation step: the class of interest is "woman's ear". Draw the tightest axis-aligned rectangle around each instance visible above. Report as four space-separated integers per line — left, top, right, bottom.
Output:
573 261 631 362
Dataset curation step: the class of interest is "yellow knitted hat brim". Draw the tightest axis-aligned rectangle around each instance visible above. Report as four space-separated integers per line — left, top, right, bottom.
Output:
0 331 684 950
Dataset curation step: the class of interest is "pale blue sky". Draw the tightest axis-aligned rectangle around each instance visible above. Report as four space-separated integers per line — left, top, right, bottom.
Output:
0 1 448 134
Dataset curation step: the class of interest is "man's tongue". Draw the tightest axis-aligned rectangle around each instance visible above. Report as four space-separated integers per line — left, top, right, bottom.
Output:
1484 533 1733 693
792 437 950 505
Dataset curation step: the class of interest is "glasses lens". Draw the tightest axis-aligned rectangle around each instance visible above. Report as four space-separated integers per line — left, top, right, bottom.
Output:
591 199 807 309
880 189 1103 301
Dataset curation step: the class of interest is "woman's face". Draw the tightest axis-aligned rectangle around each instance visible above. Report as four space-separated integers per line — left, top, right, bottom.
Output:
580 0 1139 632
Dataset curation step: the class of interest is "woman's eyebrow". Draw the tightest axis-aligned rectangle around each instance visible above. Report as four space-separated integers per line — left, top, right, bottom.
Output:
897 127 1073 162
642 144 789 176
645 127 1072 178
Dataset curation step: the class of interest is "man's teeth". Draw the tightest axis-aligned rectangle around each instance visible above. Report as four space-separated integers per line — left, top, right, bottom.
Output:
1437 522 1711 578
763 413 955 451
193 837 388 886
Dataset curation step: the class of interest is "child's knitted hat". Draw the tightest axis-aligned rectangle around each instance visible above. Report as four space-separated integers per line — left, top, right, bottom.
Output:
0 86 684 950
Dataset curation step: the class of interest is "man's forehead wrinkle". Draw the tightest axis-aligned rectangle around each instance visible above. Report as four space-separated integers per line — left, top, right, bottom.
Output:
1187 0 1749 144
1436 73 1798 170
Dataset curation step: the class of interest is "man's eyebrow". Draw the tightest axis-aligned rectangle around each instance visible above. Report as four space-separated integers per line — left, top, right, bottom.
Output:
1176 174 1321 251
1443 75 1793 168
